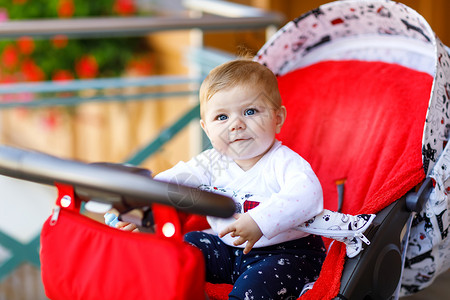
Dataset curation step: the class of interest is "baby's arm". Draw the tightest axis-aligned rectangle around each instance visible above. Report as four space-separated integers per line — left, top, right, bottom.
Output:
219 213 263 254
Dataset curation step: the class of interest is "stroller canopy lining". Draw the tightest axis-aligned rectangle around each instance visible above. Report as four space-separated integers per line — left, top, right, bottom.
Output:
284 34 436 76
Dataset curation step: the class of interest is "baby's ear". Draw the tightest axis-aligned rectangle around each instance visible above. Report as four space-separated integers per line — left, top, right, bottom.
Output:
275 106 287 134
200 119 209 135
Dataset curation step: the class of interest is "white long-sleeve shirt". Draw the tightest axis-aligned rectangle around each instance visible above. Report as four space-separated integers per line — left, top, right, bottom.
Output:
154 140 323 248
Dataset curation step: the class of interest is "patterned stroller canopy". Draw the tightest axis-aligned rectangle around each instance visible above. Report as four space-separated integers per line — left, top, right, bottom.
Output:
254 0 450 297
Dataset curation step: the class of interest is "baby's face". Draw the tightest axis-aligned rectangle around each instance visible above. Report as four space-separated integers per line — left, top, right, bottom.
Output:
200 85 285 170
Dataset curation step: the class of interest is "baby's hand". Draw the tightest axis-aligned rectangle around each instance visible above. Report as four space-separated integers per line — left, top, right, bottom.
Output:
219 213 262 254
115 221 140 232
104 213 139 232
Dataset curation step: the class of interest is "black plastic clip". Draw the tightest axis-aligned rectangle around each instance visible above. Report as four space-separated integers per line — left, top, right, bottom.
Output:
406 177 434 212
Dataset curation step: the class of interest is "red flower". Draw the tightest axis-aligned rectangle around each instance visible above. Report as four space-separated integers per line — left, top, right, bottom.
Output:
52 34 68 49
58 0 75 18
21 59 45 82
17 36 35 55
126 55 153 76
52 69 74 82
114 0 136 16
1 45 19 69
75 55 98 79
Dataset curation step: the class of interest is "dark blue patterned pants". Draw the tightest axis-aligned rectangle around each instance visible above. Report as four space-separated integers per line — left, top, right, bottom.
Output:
184 232 326 300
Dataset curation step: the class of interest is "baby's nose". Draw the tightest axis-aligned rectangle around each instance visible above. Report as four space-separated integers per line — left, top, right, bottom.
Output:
229 116 246 131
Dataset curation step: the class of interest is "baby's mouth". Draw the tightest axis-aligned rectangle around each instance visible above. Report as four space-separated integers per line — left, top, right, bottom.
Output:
230 137 252 144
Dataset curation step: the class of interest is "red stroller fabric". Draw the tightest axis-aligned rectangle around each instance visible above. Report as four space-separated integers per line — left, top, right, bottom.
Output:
277 60 431 215
277 60 431 299
40 185 205 300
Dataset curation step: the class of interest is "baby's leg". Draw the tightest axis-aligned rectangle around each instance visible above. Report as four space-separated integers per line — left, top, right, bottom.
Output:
184 231 235 284
229 235 325 299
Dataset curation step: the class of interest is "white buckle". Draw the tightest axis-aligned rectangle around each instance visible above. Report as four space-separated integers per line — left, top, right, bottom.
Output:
50 206 61 226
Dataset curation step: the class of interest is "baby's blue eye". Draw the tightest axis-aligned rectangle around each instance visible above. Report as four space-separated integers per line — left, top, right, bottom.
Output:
244 108 256 116
216 114 228 121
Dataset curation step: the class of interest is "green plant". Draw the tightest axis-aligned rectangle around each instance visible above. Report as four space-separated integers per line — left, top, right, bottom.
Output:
0 0 153 83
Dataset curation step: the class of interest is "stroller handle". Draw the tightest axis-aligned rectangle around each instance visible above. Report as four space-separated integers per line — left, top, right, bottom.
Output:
0 145 235 218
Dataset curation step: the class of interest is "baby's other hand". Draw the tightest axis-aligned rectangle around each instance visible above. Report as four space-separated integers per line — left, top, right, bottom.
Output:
116 221 140 232
104 212 140 232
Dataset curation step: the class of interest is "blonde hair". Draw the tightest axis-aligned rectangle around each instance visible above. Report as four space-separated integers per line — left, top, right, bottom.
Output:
199 59 282 118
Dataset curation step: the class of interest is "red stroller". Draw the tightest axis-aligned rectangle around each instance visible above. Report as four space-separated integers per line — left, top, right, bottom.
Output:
207 0 450 298
1 0 449 299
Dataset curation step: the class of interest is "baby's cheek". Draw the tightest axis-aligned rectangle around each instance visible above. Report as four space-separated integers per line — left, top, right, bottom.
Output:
210 141 226 155
214 135 228 147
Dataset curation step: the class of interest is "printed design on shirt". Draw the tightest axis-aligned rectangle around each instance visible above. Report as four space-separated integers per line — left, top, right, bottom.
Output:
198 184 228 194
243 200 260 213
197 185 260 214
242 193 260 213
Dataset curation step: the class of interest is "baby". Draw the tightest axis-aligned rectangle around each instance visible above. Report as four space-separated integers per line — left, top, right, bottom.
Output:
111 59 374 299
